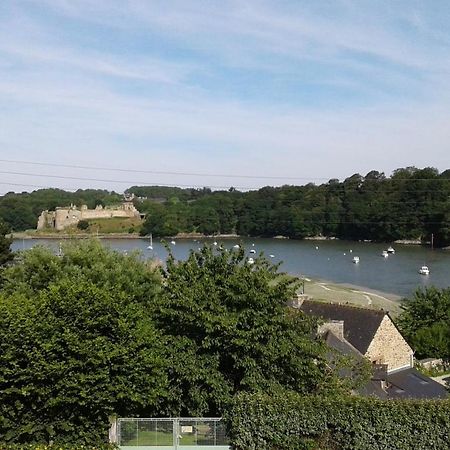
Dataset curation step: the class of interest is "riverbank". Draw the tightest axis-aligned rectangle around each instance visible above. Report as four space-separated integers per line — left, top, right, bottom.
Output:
11 231 143 239
300 278 403 316
9 231 435 249
10 231 242 240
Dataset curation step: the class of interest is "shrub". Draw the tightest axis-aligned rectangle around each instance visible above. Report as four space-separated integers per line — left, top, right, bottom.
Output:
227 392 450 450
77 220 89 230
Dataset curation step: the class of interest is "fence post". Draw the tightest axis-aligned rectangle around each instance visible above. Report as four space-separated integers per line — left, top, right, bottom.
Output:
173 418 179 449
108 415 118 444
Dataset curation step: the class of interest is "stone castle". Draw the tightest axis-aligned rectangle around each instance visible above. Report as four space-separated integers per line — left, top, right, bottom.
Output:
37 198 142 231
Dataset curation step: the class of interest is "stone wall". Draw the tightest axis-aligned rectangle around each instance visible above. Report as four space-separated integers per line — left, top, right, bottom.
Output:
37 202 141 231
365 315 413 372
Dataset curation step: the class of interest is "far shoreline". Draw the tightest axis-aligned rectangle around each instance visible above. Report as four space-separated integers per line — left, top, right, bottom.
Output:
10 231 432 247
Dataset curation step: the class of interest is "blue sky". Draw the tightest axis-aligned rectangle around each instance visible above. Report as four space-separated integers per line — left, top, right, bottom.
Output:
1 0 450 193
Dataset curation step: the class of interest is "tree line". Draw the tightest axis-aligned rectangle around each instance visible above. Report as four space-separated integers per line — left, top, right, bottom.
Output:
0 188 123 232
1 166 449 246
138 166 450 246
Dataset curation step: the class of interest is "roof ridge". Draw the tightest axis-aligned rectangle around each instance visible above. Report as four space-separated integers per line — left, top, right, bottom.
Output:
302 299 386 315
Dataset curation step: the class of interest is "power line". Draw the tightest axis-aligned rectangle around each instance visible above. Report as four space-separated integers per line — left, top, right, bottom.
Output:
0 171 253 190
1 170 450 194
0 158 449 182
0 159 327 181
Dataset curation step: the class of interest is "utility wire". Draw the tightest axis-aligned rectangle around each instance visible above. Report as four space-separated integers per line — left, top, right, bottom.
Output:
0 159 327 181
0 158 449 182
1 170 450 193
0 171 253 190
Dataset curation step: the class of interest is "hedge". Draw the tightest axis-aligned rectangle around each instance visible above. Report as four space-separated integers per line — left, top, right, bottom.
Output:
227 393 450 450
0 446 117 450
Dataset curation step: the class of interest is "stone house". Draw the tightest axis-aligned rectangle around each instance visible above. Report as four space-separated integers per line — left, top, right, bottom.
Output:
298 300 448 399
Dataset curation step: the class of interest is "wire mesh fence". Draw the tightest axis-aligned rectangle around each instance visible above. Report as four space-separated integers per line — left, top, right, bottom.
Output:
117 417 230 448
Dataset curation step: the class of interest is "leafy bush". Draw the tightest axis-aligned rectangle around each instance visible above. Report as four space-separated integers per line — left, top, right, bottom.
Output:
77 220 89 230
0 445 117 450
397 287 450 362
0 219 12 266
227 392 450 450
0 241 167 445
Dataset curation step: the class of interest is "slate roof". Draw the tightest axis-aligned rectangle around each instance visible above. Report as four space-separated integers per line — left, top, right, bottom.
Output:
386 368 449 399
300 300 386 354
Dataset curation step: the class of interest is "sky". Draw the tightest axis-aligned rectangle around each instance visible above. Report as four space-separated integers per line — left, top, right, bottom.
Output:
1 0 450 193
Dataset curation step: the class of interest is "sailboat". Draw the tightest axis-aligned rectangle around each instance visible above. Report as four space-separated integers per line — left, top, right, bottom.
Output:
147 234 153 250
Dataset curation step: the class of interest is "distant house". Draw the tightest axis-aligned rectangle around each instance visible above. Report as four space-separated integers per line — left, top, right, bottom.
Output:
297 299 448 400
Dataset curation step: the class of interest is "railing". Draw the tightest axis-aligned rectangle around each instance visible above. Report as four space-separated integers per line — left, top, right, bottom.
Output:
117 417 230 449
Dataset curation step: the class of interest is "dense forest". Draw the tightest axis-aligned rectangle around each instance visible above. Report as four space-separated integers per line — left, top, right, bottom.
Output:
137 166 450 246
1 166 450 246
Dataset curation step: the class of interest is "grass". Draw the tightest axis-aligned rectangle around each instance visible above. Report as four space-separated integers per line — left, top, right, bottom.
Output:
85 217 143 234
273 273 402 316
122 428 219 446
301 278 402 316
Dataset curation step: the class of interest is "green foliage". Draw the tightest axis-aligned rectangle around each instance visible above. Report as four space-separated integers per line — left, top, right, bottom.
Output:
153 246 347 416
136 167 450 246
0 241 167 445
0 189 122 231
0 219 13 266
3 167 450 245
397 287 450 361
227 392 450 450
0 445 117 450
77 219 89 230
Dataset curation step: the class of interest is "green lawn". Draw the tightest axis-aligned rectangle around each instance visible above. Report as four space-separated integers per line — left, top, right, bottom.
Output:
85 217 143 233
121 425 219 446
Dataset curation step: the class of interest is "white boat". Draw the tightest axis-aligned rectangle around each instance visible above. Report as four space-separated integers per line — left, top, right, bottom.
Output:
147 234 153 250
213 241 218 246
419 266 430 275
387 246 395 254
381 250 388 258
352 256 360 264
170 240 176 245
247 257 255 265
249 249 256 254
233 244 240 249
269 254 275 258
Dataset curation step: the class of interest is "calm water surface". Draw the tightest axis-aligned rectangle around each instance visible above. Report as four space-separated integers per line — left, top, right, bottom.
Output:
12 237 450 297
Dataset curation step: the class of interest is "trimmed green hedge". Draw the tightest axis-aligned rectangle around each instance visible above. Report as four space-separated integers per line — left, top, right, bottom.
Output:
228 393 450 450
0 445 117 450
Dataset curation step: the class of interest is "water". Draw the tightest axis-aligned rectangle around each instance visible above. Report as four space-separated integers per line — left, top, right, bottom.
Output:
12 237 450 297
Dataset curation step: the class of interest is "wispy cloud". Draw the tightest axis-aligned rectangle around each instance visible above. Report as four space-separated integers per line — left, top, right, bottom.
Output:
1 0 450 192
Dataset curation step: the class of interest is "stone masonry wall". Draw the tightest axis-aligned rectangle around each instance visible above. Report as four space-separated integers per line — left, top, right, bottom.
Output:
365 315 413 372
37 202 140 231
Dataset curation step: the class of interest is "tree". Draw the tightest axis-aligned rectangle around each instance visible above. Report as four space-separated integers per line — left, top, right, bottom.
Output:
0 219 13 266
396 287 450 361
153 245 343 416
77 219 89 230
0 241 167 444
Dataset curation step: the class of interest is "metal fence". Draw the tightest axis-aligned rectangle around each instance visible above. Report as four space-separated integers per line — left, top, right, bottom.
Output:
117 417 230 449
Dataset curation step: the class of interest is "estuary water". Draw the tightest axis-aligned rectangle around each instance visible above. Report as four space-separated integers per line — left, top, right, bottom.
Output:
12 237 450 298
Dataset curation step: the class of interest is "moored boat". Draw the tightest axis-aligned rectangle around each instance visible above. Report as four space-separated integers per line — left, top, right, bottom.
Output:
352 256 360 264
419 266 430 275
387 246 395 254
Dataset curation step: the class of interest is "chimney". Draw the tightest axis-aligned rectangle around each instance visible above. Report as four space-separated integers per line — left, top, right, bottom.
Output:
318 320 345 340
288 293 310 309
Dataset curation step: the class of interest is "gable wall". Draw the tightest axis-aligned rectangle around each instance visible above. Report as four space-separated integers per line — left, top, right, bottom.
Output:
365 315 413 372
